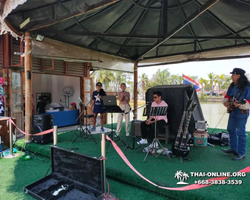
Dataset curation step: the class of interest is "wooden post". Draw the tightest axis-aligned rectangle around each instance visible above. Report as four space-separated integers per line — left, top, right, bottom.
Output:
84 62 91 77
24 32 32 142
133 60 138 119
3 34 11 117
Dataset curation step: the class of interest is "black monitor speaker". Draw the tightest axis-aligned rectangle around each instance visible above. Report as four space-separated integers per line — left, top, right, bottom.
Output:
32 114 53 144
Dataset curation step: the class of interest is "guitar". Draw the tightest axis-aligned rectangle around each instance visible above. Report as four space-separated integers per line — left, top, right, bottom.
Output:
172 100 193 156
178 102 197 157
227 99 247 114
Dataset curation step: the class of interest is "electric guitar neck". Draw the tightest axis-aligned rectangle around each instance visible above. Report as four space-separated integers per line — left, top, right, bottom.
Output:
174 100 193 147
180 102 197 149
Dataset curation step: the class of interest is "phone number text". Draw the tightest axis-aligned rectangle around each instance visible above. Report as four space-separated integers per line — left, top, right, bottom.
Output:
194 180 243 185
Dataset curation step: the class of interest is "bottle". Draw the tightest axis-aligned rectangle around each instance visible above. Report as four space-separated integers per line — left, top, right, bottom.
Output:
23 155 31 160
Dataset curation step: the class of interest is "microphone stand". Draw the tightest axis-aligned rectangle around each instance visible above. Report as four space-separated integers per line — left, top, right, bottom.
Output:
70 98 96 144
123 104 146 152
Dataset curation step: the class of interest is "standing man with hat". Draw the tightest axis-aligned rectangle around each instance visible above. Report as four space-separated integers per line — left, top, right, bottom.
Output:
222 68 250 161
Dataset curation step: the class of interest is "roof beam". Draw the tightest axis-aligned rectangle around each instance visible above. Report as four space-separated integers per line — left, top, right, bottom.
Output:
39 30 164 39
236 0 250 6
38 30 250 40
63 1 121 32
194 0 248 44
177 0 202 50
117 0 152 55
137 0 219 60
156 0 167 56
88 0 141 48
162 0 168 36
28 0 121 31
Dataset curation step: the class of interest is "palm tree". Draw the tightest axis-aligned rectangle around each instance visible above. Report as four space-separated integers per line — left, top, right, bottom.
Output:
114 72 128 92
174 170 183 180
208 72 216 91
170 74 183 84
94 70 116 90
182 173 189 182
199 78 209 91
175 170 189 184
139 73 149 95
221 75 232 90
152 69 171 85
214 74 225 93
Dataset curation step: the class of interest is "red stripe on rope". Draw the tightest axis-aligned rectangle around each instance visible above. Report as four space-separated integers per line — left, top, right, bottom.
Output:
10 118 53 136
106 135 250 191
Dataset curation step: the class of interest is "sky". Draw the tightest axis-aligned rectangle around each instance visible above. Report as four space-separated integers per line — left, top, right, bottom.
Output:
138 57 250 80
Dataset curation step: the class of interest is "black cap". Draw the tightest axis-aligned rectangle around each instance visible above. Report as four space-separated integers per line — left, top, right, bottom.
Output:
96 82 102 86
230 68 246 75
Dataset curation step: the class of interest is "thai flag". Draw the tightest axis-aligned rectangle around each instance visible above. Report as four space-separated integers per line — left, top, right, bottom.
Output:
183 74 200 92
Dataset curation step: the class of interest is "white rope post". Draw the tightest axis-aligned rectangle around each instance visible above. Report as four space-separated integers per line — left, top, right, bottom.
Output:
53 126 58 146
101 133 106 193
9 118 13 156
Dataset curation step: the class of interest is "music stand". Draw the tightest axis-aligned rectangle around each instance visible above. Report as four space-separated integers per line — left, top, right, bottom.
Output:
143 106 171 162
102 96 126 147
69 99 97 144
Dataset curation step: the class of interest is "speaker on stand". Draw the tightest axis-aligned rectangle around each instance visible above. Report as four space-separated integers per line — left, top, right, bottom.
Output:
32 114 53 144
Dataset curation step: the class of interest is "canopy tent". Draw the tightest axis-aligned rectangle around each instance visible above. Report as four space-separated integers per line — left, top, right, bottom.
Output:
146 84 205 139
1 0 250 65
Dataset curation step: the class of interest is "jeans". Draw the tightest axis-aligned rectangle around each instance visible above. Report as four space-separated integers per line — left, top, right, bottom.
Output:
227 114 249 156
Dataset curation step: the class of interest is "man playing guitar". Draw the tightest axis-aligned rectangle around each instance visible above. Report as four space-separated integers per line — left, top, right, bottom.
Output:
222 68 250 161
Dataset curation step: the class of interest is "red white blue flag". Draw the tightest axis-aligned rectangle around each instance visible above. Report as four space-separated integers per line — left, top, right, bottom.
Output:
183 74 200 92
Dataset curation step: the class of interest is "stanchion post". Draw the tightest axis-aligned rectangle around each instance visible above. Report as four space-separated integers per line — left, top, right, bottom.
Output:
9 118 13 156
53 126 58 146
101 133 106 193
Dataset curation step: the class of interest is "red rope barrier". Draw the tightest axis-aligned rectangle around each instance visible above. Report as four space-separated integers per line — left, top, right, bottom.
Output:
106 135 250 191
10 118 53 136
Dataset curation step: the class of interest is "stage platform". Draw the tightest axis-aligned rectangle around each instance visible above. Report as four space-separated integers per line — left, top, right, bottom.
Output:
13 122 250 200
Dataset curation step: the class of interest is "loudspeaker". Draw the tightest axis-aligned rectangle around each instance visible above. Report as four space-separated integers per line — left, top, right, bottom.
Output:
32 114 53 144
131 120 142 137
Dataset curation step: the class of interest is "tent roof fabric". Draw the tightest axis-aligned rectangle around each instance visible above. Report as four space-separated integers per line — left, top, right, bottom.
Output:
6 0 250 61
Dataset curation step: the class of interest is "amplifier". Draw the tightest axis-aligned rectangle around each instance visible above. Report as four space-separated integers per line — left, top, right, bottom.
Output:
131 120 142 137
32 114 53 144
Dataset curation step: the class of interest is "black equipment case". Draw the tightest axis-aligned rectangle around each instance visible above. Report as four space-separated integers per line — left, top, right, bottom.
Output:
24 146 105 200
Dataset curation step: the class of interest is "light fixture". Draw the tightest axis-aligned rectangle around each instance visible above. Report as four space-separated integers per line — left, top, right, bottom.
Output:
35 34 44 42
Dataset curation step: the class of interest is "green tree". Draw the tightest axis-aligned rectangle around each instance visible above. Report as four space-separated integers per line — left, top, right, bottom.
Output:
221 75 231 90
139 73 149 95
199 78 209 91
169 74 183 84
113 72 128 92
92 70 116 90
151 69 171 85
208 72 216 91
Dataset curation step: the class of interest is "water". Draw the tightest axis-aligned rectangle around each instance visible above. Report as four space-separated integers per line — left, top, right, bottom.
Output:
107 102 250 131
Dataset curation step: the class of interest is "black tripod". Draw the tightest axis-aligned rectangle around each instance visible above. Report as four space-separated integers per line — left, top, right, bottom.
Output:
105 106 126 149
69 99 96 144
123 107 144 152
